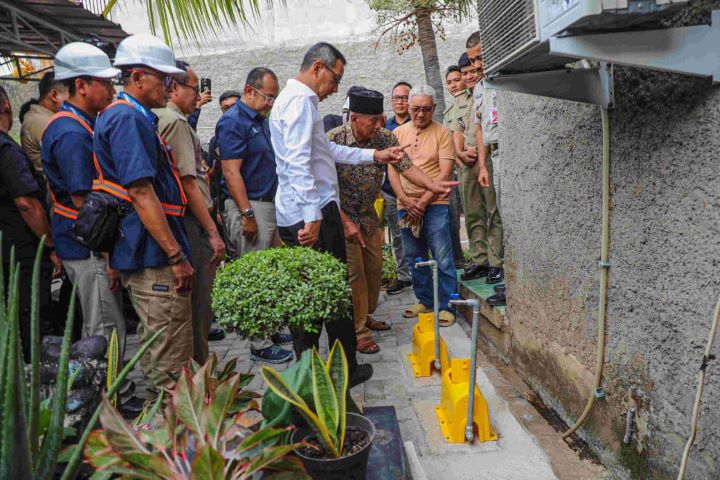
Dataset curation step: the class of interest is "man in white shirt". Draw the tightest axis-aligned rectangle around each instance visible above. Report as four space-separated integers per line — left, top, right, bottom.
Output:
270 42 405 387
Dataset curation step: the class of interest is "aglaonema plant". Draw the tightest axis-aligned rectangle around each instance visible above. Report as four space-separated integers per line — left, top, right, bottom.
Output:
0 235 167 480
261 339 349 458
85 358 311 479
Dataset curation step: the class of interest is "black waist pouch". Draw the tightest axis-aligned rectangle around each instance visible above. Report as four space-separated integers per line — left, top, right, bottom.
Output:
72 191 129 252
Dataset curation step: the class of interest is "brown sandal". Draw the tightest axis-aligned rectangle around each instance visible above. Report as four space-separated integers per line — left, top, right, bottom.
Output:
357 338 380 354
366 317 391 331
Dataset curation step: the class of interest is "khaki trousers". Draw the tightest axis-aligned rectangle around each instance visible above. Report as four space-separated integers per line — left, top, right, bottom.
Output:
183 213 217 364
64 255 126 361
223 198 279 351
459 157 504 268
123 266 193 397
345 228 383 343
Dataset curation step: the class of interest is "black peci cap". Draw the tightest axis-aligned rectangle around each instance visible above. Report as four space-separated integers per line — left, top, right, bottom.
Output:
349 88 384 115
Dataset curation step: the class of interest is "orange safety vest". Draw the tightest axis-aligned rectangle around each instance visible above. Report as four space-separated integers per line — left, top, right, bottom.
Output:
93 99 187 217
44 111 95 220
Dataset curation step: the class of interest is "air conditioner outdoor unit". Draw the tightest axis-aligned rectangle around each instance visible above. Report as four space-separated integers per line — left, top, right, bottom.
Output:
479 0 689 76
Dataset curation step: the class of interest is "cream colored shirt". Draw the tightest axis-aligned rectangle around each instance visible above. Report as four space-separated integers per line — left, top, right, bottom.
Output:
155 102 211 208
20 103 54 172
392 121 455 207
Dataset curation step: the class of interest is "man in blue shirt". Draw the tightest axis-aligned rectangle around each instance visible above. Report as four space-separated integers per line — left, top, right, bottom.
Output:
216 67 292 364
94 34 193 398
42 42 127 358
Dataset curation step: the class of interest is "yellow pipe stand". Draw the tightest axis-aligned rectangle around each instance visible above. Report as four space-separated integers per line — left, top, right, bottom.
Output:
407 312 448 377
434 357 496 443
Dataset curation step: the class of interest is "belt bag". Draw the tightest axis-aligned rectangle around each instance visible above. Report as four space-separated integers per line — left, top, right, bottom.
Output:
72 190 129 252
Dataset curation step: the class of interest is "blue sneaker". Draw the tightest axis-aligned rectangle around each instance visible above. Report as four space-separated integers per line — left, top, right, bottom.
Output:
271 332 293 346
250 345 293 364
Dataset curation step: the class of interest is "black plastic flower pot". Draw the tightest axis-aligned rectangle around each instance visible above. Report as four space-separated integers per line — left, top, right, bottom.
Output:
290 412 375 480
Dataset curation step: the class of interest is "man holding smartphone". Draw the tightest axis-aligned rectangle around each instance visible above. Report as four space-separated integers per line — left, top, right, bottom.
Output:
188 77 212 131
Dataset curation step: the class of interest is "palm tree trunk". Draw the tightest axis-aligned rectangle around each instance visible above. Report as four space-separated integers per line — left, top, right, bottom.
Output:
415 7 445 121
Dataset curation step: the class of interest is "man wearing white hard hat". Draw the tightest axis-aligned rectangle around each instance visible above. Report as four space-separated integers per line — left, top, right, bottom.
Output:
93 33 194 398
41 42 127 365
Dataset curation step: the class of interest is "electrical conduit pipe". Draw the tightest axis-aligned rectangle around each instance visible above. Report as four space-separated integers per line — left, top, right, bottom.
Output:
563 106 611 440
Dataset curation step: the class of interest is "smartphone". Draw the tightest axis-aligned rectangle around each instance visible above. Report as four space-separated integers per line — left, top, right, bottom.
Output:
200 77 212 95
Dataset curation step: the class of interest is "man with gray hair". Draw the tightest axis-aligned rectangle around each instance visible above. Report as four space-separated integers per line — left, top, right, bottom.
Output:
270 41 407 387
389 84 458 327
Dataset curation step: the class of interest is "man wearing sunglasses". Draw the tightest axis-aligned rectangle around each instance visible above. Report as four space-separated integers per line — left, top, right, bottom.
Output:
270 42 407 388
216 66 293 365
94 34 193 400
154 60 226 365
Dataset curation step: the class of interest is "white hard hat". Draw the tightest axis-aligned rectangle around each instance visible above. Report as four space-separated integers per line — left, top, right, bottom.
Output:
54 42 120 81
113 33 184 76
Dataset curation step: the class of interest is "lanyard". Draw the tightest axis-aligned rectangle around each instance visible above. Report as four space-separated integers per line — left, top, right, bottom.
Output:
61 102 94 127
117 92 155 124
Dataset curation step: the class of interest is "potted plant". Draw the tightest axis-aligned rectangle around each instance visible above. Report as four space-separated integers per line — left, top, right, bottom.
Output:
84 354 310 479
261 340 375 480
212 247 352 340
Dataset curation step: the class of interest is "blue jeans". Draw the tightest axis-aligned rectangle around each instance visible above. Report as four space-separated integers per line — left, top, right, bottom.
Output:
399 204 458 312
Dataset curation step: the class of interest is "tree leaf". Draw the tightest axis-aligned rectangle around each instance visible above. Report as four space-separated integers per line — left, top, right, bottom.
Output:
189 444 225 480
173 369 206 442
326 339 349 452
311 347 338 447
261 366 339 457
204 373 240 445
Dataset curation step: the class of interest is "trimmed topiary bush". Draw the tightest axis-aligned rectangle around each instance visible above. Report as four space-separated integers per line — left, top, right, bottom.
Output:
212 247 352 339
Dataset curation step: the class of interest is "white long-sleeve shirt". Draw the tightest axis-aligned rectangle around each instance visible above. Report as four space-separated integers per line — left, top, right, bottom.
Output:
270 79 375 227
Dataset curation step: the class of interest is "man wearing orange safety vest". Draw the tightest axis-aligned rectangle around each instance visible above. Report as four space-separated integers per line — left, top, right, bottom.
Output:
93 34 194 399
41 42 126 359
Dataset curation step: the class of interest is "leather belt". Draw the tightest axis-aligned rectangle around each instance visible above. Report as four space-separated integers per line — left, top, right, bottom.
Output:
249 196 274 203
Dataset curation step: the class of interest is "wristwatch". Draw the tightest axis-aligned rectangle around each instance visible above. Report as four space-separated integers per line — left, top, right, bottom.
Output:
241 208 255 219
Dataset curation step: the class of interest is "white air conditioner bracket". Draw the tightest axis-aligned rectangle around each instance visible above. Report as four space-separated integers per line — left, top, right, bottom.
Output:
550 9 720 82
483 63 614 108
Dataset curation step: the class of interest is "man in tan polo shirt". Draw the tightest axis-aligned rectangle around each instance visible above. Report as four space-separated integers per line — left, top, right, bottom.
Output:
389 84 458 326
20 72 67 175
155 60 226 364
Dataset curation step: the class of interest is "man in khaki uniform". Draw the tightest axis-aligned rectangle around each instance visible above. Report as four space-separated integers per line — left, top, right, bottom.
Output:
20 72 67 174
441 65 467 269
155 60 226 364
449 49 503 283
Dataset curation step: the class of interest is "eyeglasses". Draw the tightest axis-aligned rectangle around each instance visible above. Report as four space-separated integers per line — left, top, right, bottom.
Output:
89 77 115 89
321 63 343 85
175 80 200 95
392 95 409 103
250 86 275 105
410 106 433 114
130 68 174 90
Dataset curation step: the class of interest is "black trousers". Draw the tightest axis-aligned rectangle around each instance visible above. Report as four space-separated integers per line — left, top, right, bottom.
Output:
278 201 359 369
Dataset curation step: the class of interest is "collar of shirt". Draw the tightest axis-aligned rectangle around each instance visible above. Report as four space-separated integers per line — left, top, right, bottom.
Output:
285 78 319 107
237 99 262 120
118 92 158 126
166 101 190 121
28 103 54 120
61 102 96 128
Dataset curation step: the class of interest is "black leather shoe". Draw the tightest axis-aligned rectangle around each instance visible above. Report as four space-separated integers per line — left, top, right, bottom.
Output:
486 267 504 284
494 284 505 294
487 292 506 306
461 264 490 281
208 327 226 341
348 364 373 388
120 395 146 418
387 280 412 295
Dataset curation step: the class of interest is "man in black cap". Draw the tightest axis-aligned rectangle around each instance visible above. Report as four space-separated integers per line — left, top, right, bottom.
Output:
328 88 454 354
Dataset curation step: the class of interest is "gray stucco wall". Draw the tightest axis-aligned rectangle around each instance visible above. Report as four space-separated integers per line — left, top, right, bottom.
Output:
498 56 720 480
182 34 470 144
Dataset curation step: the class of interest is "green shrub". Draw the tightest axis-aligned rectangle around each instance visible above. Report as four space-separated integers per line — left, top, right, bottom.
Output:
381 243 397 285
212 247 352 339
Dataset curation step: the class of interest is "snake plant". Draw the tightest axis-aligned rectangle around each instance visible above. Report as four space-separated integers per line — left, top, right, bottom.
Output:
0 236 165 480
261 340 350 458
